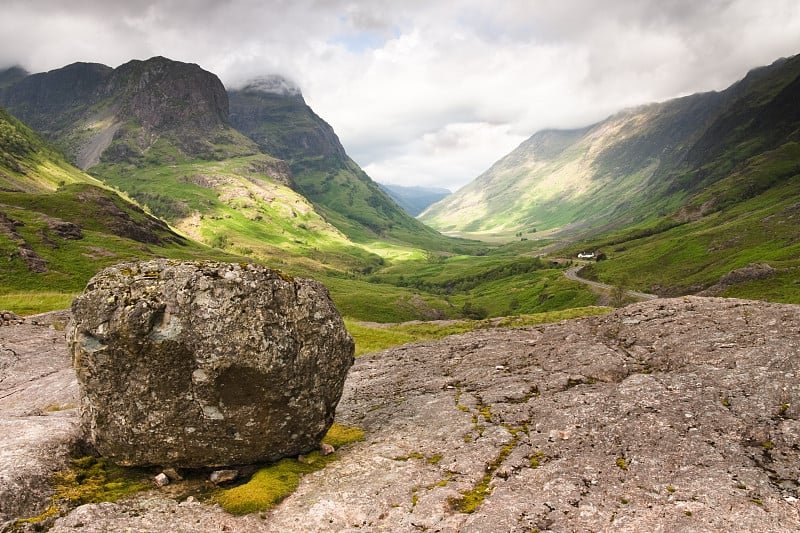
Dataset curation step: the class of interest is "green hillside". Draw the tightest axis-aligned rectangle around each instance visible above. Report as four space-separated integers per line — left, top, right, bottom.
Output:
0 107 235 312
421 55 800 243
0 107 104 192
575 142 800 301
419 54 800 303
228 80 463 251
1 84 596 323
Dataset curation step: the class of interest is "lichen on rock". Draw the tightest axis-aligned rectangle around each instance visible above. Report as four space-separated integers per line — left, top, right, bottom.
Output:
67 259 354 468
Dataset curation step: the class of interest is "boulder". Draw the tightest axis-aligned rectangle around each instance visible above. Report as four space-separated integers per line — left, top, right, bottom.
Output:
67 260 354 468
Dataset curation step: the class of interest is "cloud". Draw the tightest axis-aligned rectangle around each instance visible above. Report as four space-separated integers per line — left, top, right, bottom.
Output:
2 0 800 190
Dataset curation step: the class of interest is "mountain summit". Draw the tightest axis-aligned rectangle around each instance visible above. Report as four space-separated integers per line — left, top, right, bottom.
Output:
239 75 303 97
228 75 447 245
0 57 258 169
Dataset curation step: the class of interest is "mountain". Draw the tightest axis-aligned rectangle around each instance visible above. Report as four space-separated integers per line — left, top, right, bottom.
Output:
0 59 461 258
377 183 451 216
0 66 28 88
0 58 505 322
420 54 800 241
0 57 258 170
420 54 800 300
0 104 232 302
0 106 102 192
228 77 453 248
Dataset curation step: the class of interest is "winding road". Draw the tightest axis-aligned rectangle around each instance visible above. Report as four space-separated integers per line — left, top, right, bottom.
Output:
565 265 658 301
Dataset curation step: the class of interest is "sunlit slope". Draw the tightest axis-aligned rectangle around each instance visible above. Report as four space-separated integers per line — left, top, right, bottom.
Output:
228 81 470 252
421 54 800 242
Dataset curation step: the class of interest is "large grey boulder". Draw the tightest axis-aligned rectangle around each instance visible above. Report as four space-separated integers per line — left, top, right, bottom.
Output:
67 260 354 468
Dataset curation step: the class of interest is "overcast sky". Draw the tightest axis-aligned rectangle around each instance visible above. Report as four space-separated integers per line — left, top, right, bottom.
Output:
2 1 799 191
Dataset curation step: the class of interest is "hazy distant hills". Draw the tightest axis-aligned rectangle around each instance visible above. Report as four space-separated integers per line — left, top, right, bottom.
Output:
421 54 800 241
377 183 451 216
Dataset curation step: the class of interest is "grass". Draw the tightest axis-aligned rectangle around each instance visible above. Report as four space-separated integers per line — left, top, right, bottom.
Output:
215 423 364 515
346 306 610 356
577 162 800 300
0 292 77 315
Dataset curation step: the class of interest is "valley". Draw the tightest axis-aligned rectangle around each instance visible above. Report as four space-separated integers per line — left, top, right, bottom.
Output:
1 52 799 326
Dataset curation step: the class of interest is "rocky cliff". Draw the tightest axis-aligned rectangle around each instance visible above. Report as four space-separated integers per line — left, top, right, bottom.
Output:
0 57 258 168
2 296 799 531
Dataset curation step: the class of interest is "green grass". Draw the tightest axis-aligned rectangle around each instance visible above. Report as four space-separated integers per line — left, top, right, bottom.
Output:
580 172 800 299
0 292 77 315
346 306 610 356
215 423 364 515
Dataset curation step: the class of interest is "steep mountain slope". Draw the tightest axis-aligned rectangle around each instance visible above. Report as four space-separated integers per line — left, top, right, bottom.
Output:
1 60 513 321
0 66 28 89
0 107 103 192
377 183 451 216
228 78 456 248
1 60 466 262
577 140 800 299
0 105 226 303
421 54 800 241
0 57 258 169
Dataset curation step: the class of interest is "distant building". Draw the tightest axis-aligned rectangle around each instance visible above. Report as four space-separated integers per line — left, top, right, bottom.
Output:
577 252 595 259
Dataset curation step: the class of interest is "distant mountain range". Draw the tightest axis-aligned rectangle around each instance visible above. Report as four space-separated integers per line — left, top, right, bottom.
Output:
1 52 798 310
377 183 450 216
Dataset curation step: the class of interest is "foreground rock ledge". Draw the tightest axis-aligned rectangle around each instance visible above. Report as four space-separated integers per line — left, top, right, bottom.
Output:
67 259 354 468
5 296 800 531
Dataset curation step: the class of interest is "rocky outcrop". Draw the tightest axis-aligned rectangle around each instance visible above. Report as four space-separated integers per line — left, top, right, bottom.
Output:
228 80 347 166
0 316 80 527
0 210 47 272
699 262 778 296
4 296 800 531
0 311 24 326
0 57 259 167
67 260 354 468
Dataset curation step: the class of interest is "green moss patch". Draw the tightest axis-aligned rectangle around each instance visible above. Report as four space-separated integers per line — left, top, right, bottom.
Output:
52 456 150 506
216 423 364 515
11 456 150 530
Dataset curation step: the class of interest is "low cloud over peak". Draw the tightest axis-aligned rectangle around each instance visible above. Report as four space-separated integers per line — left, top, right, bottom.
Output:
2 0 799 190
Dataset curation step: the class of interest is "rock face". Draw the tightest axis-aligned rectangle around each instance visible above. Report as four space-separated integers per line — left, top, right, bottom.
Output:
67 259 354 468
0 311 80 526
6 296 800 531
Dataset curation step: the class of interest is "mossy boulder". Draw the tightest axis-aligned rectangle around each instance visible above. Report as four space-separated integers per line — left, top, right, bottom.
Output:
67 259 354 468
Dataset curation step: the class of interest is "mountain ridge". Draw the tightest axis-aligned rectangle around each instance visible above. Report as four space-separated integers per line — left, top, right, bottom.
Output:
0 57 455 251
421 54 800 241
377 183 451 216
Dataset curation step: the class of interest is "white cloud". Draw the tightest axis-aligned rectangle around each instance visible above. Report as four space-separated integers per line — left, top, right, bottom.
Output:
2 0 800 189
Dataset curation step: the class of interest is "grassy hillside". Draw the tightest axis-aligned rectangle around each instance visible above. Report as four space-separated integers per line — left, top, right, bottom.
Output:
1 102 600 322
228 83 469 252
0 105 236 312
574 142 800 301
421 55 800 245
0 107 104 192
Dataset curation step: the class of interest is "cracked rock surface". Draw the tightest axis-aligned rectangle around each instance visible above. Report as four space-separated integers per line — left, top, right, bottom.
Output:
0 311 80 527
3 297 800 531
